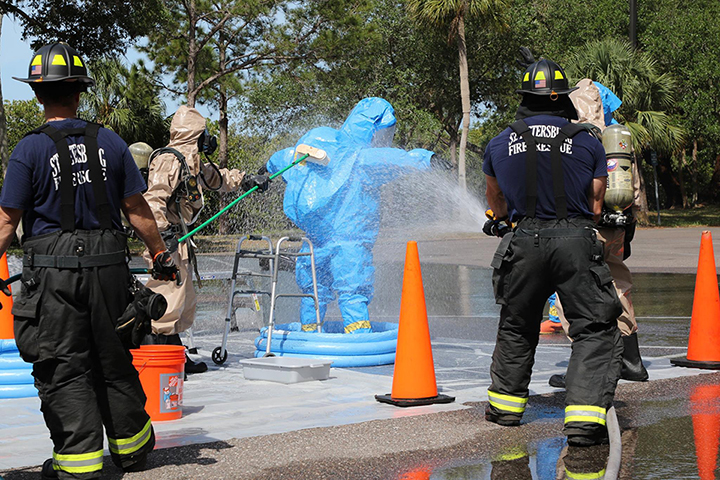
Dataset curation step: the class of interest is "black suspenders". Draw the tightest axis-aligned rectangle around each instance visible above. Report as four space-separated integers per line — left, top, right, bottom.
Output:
31 122 112 231
509 120 586 220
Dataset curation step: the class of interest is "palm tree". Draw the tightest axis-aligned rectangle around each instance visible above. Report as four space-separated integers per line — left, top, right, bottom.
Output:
566 38 686 219
80 58 167 147
407 0 509 191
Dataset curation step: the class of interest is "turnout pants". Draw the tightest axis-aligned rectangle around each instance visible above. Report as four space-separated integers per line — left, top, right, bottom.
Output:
487 219 623 439
14 230 154 479
556 226 636 336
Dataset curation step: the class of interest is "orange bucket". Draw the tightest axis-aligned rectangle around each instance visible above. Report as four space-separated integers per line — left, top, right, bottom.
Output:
131 345 185 421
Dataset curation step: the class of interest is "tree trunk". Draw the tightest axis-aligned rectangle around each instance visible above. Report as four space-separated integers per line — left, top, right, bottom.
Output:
456 13 470 191
691 139 698 206
217 41 230 235
186 0 198 107
0 14 8 174
679 150 687 208
449 133 457 169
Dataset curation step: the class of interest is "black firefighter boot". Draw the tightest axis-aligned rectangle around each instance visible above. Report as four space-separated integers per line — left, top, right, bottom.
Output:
549 333 649 389
620 332 649 381
143 333 208 375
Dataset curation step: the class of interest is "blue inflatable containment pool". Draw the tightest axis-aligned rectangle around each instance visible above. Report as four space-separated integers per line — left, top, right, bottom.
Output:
0 338 36 398
254 321 398 367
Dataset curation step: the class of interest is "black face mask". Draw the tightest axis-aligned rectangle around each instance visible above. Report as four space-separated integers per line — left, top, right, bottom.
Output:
198 129 218 155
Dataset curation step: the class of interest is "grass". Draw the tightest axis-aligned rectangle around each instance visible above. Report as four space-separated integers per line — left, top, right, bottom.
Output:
642 204 720 228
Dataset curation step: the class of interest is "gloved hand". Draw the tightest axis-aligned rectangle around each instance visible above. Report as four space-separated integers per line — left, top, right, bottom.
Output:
116 279 168 349
517 46 535 69
160 229 179 254
483 219 506 237
152 250 180 283
430 155 454 171
241 174 270 193
483 209 511 237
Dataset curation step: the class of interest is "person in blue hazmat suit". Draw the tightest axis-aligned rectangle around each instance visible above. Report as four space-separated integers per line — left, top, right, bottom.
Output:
266 97 444 333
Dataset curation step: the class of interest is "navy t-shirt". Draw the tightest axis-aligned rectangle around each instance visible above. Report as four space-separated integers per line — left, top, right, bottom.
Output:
0 119 146 238
482 115 607 222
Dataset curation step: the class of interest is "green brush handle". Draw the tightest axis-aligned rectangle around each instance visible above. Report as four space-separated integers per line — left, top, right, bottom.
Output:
179 153 310 242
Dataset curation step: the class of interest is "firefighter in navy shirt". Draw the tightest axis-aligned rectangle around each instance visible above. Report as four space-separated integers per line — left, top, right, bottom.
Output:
482 58 623 447
0 43 178 479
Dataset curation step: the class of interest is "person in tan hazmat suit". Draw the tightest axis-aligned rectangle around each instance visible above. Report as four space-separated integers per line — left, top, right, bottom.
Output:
142 106 269 373
548 78 649 387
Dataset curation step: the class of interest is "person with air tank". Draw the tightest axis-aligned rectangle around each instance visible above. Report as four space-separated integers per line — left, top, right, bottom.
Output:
141 106 270 373
482 57 623 447
546 78 649 388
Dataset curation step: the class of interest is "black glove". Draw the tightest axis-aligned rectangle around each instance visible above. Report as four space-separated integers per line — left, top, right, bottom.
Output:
430 155 454 171
483 219 511 237
241 174 270 193
160 229 179 254
517 46 536 69
152 250 180 283
257 165 268 176
116 278 168 349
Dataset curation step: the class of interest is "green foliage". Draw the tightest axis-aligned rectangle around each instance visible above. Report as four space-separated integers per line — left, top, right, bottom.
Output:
640 0 720 199
565 38 685 157
2 0 164 58
242 0 520 196
80 58 169 147
4 98 43 152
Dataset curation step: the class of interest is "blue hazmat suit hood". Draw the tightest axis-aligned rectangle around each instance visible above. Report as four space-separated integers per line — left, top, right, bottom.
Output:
266 97 433 244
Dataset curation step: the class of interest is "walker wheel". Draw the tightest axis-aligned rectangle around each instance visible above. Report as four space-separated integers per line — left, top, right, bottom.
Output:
212 347 228 365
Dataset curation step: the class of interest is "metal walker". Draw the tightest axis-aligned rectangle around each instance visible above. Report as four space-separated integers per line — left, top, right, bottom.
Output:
264 236 322 357
212 235 275 365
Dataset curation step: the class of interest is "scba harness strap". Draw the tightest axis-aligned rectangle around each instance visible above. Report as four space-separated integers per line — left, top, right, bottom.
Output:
23 122 127 269
27 122 112 231
510 120 589 220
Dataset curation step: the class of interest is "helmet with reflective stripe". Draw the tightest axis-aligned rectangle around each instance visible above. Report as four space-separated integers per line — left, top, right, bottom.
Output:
516 58 577 96
13 42 95 87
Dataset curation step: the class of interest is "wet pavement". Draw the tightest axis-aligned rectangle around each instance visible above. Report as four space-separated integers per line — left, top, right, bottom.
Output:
2 226 720 479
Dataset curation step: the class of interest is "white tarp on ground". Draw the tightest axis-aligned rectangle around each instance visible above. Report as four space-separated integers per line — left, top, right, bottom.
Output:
0 332 704 470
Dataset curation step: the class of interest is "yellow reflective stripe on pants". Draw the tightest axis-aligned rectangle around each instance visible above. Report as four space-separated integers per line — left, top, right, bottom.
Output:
108 419 152 455
564 405 607 426
344 320 371 333
301 323 318 332
565 468 606 479
487 390 528 414
52 449 103 474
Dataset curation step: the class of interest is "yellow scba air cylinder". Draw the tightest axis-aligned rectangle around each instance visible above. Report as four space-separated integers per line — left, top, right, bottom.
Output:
602 125 634 213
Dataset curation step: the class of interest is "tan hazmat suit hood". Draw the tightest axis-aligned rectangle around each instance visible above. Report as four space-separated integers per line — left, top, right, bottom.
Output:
145 105 245 230
569 79 606 132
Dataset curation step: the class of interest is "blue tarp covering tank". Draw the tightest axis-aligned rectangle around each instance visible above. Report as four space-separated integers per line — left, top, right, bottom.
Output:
266 97 434 334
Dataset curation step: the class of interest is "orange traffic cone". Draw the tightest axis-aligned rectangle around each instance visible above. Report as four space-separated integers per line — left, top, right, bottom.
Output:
375 241 454 407
397 466 431 480
0 253 14 340
672 231 720 369
690 384 720 480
